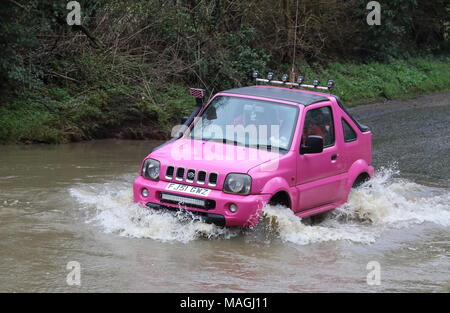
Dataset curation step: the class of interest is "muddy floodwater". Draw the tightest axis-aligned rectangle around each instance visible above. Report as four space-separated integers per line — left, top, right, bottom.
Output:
1 93 449 292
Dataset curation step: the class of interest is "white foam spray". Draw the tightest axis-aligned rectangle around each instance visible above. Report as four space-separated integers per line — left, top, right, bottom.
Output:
69 177 237 243
69 169 450 244
263 167 450 245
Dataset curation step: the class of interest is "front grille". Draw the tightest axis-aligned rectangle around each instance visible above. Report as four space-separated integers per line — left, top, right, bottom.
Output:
160 192 215 210
165 166 174 179
165 166 218 186
176 167 185 181
197 171 206 184
208 173 218 186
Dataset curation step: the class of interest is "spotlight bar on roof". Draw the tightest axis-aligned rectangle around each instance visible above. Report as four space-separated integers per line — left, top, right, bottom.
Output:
251 71 335 91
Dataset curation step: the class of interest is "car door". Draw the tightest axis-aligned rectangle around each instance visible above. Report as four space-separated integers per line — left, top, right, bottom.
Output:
295 103 346 211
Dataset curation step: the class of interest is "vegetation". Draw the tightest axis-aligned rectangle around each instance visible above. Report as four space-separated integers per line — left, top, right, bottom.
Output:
0 0 448 144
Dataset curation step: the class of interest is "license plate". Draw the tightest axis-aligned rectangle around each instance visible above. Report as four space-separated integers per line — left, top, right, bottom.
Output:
165 183 211 197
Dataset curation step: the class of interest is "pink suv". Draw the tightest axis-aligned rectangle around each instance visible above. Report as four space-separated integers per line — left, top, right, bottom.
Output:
133 80 373 227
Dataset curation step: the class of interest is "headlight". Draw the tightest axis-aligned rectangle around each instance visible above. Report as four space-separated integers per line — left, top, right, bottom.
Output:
141 158 160 180
223 173 251 195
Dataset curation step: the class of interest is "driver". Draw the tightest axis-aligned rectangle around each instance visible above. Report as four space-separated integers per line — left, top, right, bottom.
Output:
302 117 324 144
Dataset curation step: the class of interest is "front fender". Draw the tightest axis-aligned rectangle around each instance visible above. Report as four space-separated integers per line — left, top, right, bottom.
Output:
260 176 291 194
258 176 297 210
346 159 374 190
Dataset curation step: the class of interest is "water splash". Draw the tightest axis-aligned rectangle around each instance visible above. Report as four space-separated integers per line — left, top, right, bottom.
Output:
69 168 450 245
69 180 237 243
261 204 378 244
263 167 450 245
333 167 450 227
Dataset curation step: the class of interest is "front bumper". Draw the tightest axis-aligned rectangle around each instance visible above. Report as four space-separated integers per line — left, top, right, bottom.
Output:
133 176 271 227
145 202 227 226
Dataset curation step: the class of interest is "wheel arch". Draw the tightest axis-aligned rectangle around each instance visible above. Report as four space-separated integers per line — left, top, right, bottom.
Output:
260 176 295 210
268 190 292 209
352 172 371 188
346 159 374 190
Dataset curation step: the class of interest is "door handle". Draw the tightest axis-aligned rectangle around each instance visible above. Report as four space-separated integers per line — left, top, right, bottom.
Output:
331 154 339 160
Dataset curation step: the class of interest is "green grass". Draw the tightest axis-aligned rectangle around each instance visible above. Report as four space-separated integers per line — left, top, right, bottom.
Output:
1 56 449 144
302 56 450 106
0 83 194 144
0 104 62 144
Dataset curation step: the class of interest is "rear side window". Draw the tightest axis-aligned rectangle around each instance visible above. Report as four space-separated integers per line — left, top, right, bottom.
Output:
302 106 335 147
342 118 357 142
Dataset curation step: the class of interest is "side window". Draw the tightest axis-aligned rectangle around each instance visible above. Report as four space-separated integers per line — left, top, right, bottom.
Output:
342 118 357 142
302 106 335 147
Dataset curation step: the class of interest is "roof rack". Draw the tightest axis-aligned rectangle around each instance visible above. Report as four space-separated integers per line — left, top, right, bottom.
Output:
251 71 335 92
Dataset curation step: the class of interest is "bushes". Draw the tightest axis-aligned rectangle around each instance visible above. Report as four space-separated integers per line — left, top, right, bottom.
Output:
195 28 271 90
2 1 448 93
1 56 449 144
0 0 448 143
0 102 62 144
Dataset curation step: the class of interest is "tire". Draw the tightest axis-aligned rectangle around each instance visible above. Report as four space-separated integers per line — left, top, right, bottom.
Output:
352 173 370 188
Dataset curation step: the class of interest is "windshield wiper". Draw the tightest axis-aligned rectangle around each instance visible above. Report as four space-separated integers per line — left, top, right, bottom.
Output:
201 138 287 152
252 144 288 153
203 137 243 145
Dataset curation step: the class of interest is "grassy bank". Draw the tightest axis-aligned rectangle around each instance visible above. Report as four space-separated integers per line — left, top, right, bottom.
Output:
306 57 450 106
1 56 449 144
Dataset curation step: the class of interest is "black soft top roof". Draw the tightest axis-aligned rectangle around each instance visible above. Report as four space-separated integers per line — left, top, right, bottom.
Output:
221 86 329 106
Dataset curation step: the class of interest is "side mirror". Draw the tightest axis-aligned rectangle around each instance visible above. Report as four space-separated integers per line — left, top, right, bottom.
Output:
300 136 324 154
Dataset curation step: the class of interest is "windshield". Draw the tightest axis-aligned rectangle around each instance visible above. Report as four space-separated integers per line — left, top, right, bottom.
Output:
188 96 299 152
